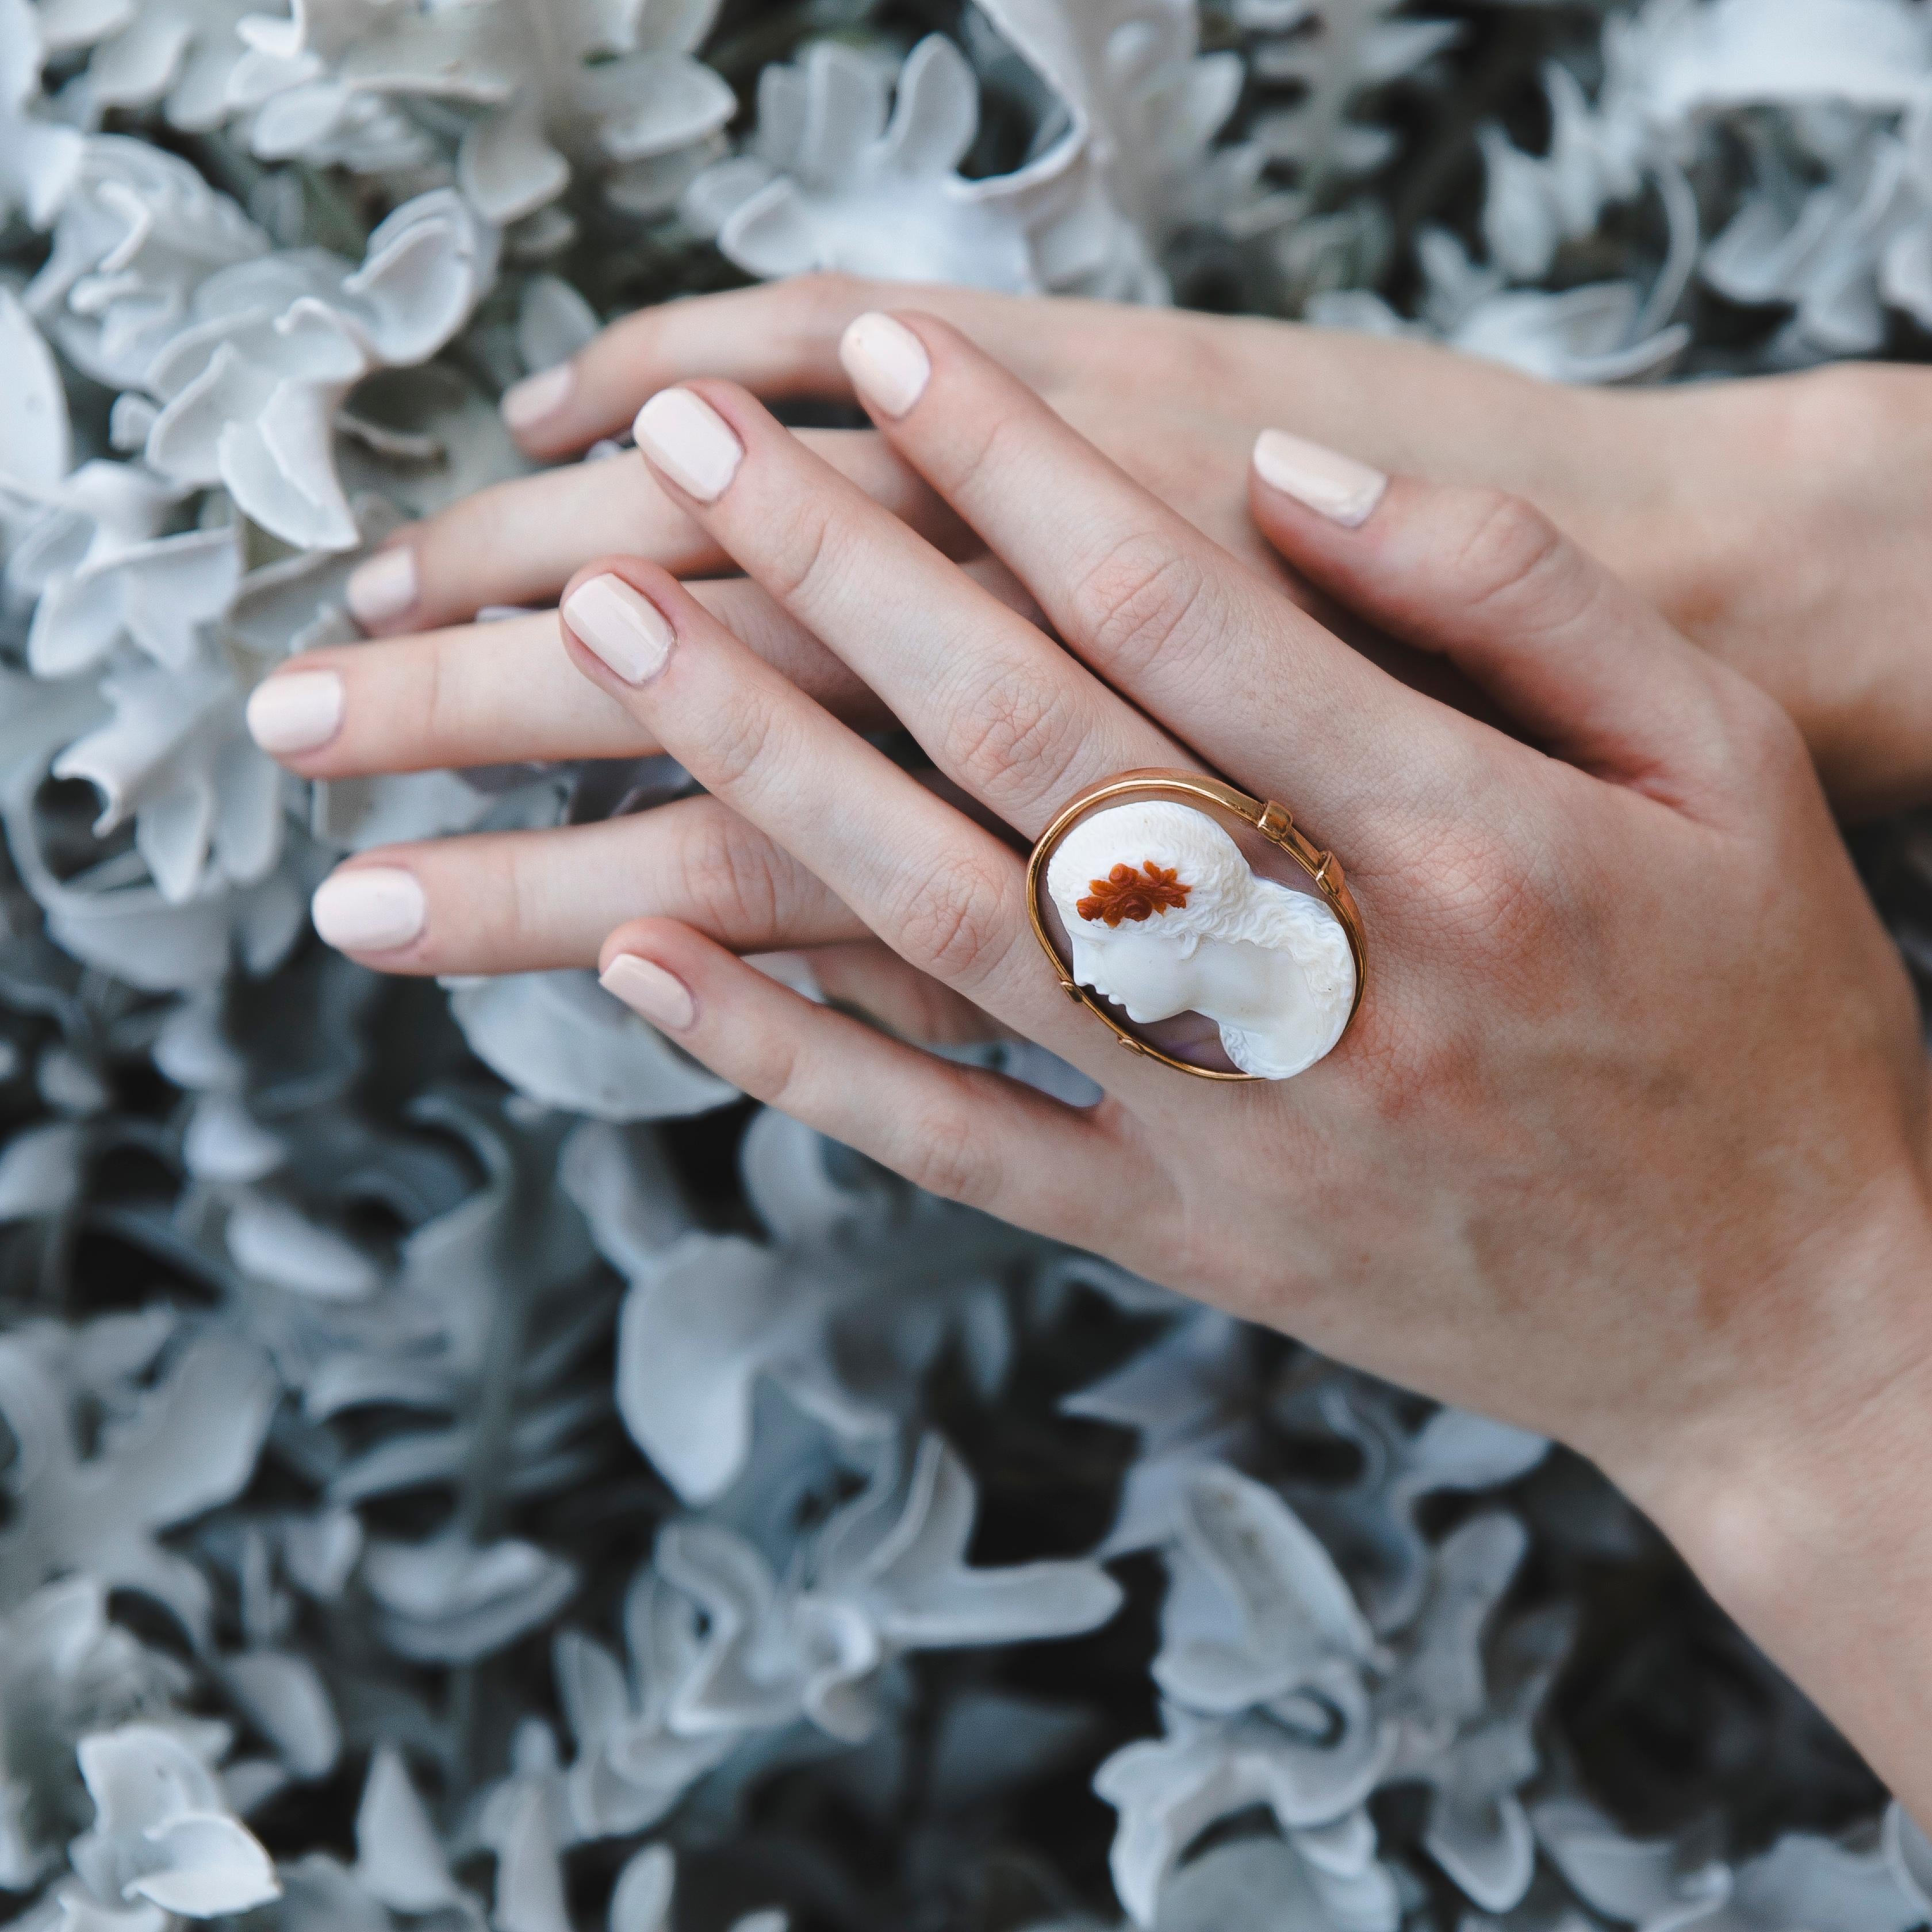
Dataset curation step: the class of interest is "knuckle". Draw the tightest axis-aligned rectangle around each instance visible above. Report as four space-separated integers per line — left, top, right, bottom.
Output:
890 853 1015 990
419 638 459 752
1720 680 1811 792
940 671 1080 804
673 806 787 937
930 407 1023 507
746 1024 811 1117
764 499 845 610
1067 533 1219 680
896 1099 1002 1208
453 841 535 963
1446 489 1575 623
1402 806 1567 968
697 691 784 799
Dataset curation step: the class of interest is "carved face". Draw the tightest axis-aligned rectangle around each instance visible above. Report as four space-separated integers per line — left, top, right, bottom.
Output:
1067 923 1206 1024
1044 800 1356 1080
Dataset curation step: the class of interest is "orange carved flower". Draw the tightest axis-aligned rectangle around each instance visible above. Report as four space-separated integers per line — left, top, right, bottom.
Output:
1076 860 1191 928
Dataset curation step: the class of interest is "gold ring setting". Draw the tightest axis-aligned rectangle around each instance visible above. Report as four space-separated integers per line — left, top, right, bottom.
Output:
1025 769 1366 1081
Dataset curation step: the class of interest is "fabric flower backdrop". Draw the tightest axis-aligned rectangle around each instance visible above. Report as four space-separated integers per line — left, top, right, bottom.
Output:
4 1 1932 1927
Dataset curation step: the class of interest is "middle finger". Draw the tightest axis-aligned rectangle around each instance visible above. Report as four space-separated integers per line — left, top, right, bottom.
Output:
309 792 869 975
627 381 1187 835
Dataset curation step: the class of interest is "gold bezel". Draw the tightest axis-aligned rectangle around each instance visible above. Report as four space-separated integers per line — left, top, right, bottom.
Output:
1024 768 1367 1081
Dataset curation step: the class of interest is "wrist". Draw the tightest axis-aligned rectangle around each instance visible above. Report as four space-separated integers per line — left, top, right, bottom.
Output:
1612 1167 1932 1811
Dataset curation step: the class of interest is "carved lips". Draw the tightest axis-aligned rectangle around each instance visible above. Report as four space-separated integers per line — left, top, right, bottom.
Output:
1076 861 1193 928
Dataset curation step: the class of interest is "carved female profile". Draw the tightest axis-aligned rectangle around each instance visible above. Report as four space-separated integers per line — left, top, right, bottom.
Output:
1044 799 1357 1079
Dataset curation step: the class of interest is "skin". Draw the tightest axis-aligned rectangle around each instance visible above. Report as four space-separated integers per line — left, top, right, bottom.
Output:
351 274 1932 815
265 309 1932 1810
270 281 1932 1021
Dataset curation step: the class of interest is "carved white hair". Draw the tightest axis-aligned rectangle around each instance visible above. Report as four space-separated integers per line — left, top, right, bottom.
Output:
1046 800 1355 1074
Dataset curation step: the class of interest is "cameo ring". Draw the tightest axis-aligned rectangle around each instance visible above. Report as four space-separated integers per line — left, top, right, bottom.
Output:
1025 769 1366 1082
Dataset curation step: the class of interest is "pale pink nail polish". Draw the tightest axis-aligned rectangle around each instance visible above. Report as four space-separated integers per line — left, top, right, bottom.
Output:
312 867 425 953
502 363 574 433
1252 429 1388 527
632 389 744 503
247 670 344 754
346 548 417 627
601 954 696 1030
839 313 931 418
562 574 673 684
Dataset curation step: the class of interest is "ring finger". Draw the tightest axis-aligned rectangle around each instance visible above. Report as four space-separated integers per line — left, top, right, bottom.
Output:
624 381 1192 837
554 557 1172 1095
308 793 867 974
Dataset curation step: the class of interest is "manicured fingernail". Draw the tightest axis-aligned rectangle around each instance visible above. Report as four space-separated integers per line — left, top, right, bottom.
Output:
246 670 344 754
562 573 672 685
839 312 930 418
601 954 695 1031
632 389 743 502
1252 429 1387 527
502 363 574 433
311 867 425 953
346 548 417 627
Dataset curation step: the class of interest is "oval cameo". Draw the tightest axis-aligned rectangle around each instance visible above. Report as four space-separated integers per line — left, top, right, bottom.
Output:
1043 799 1356 1080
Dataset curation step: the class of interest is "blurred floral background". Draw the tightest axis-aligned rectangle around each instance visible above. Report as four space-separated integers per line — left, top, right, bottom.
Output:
6 1 1932 1927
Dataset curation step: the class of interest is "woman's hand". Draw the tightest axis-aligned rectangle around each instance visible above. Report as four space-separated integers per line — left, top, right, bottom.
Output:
505 316 1932 1808
348 275 1932 815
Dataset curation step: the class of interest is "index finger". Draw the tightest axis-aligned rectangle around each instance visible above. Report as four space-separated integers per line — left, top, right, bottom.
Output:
836 312 1453 826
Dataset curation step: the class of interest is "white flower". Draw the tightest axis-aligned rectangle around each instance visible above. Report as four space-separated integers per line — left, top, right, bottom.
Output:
1 742 307 988
349 1745 461 1912
1533 1796 1728 1925
231 0 735 224
447 969 739 1122
361 1531 578 1664
554 1574 738 1838
0 1581 185 1893
52 646 278 906
1473 0 1932 355
1313 227 1692 385
977 0 1254 297
685 36 1053 289
64 1723 280 1920
0 1121 84 1221
1149 1830 1398 1932
1094 1467 1395 1925
688 6 1248 299
139 188 497 551
650 1435 1120 1747
1097 1706 1397 1929
1377 1515 1558 1914
0 1328 278 1640
1245 0 1460 187
0 298 245 687
1703 107 1932 354
26 138 269 393
57 0 258 133
0 0 85 229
